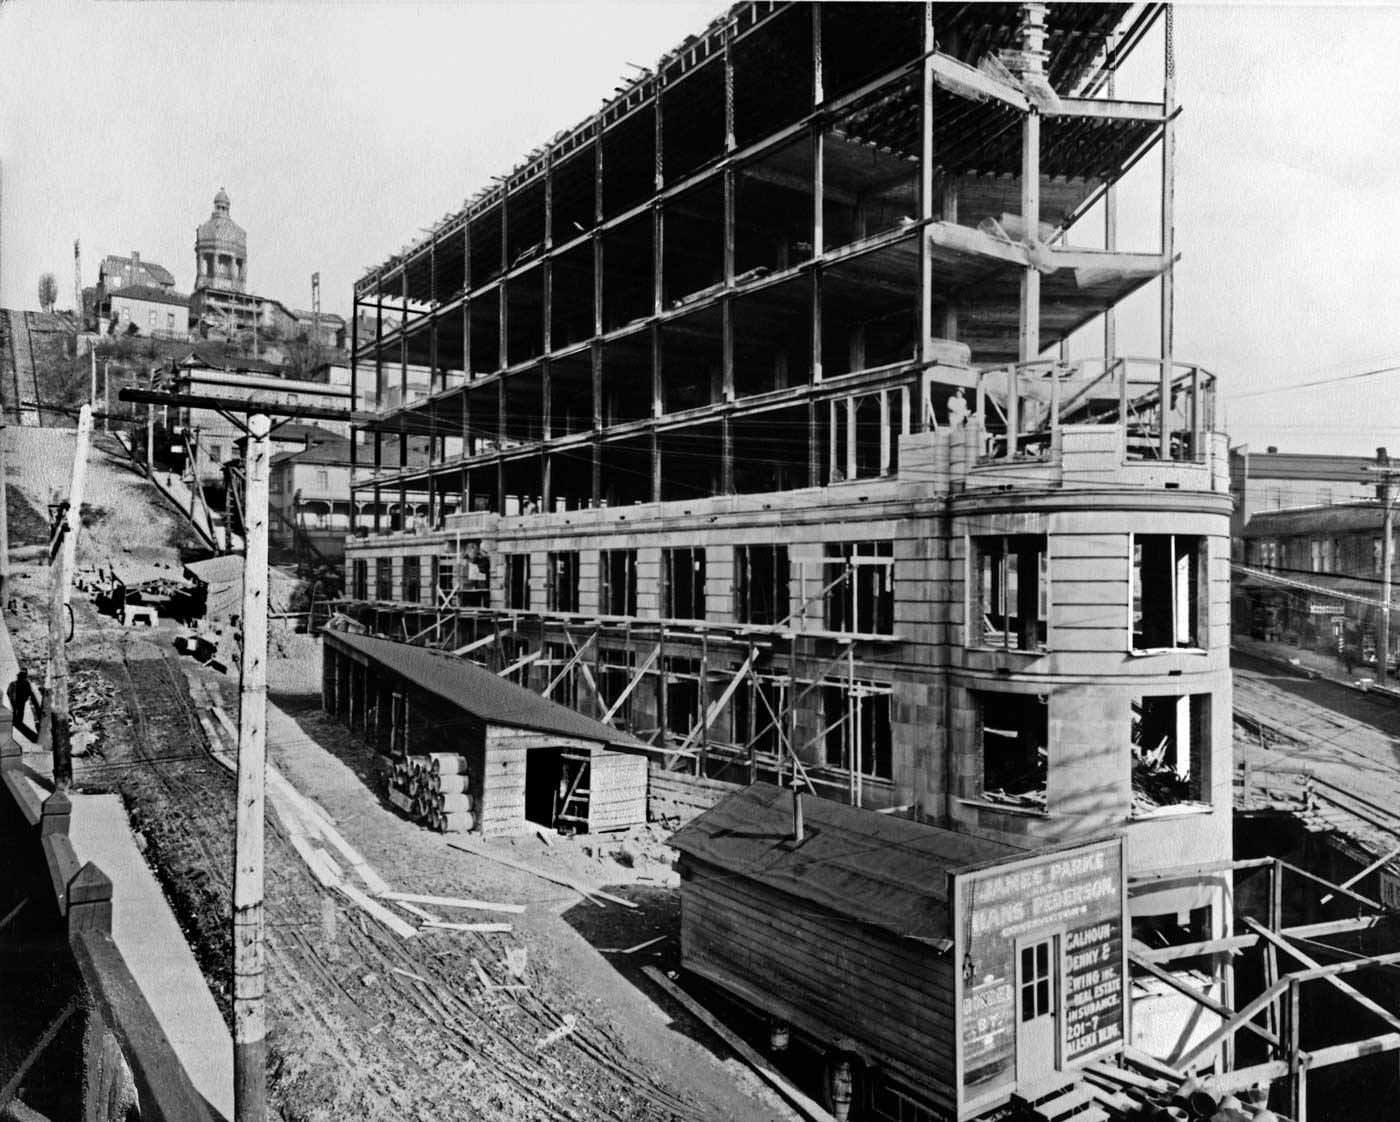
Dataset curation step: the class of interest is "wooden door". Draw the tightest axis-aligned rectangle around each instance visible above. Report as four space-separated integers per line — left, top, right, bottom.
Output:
1015 934 1060 1084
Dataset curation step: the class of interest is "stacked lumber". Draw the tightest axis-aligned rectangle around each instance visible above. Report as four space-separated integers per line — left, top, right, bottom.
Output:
388 752 475 833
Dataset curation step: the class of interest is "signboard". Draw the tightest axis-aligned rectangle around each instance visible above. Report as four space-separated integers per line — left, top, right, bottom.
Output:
1308 601 1345 616
956 837 1125 1109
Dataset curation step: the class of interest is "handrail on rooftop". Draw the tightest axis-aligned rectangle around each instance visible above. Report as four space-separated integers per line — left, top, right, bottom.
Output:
973 356 1217 465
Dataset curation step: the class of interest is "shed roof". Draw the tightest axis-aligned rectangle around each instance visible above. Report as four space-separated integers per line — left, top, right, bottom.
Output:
271 433 352 468
669 784 1022 947
1242 501 1385 538
1234 449 1374 483
176 345 287 376
183 556 303 617
325 631 648 751
101 254 176 288
109 284 190 308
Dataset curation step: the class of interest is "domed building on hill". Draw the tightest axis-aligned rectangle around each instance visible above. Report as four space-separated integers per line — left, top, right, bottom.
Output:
186 186 348 355
194 188 247 293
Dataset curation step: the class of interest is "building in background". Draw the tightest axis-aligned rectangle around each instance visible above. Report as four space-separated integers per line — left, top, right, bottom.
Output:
169 347 354 483
1229 446 1385 661
187 188 349 356
98 251 176 294
94 251 184 336
1237 502 1395 661
340 2 1234 1099
1229 444 1373 546
268 425 359 565
104 285 190 340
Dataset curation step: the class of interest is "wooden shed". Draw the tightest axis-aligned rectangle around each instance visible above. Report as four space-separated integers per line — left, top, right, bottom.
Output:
322 630 648 838
669 785 1127 1120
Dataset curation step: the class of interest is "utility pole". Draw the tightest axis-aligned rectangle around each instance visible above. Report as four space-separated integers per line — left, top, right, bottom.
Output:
146 365 156 473
1374 449 1400 687
0 417 9 604
117 385 372 1122
89 347 96 412
73 239 83 329
103 360 111 432
43 406 92 790
233 412 271 1122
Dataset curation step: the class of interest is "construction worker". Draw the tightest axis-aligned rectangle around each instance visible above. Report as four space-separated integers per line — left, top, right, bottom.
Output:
947 387 969 428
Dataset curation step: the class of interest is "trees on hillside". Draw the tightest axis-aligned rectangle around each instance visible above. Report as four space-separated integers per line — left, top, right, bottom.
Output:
37 273 58 314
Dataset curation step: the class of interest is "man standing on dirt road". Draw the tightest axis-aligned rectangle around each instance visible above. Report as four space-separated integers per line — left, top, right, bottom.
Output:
7 667 38 733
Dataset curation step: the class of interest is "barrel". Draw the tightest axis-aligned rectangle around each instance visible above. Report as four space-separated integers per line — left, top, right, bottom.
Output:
433 772 470 795
437 810 475 833
434 792 474 815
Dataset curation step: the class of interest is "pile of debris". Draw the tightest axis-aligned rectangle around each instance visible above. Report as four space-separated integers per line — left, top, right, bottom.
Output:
79 562 206 626
386 752 475 833
1082 1061 1280 1121
1131 751 1196 813
70 664 122 757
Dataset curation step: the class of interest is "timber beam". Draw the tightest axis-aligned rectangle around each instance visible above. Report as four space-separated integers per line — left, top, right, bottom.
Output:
1132 914 1394 964
1242 918 1400 1035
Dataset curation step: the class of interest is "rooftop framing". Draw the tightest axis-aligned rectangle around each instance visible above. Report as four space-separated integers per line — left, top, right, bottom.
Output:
348 2 1177 526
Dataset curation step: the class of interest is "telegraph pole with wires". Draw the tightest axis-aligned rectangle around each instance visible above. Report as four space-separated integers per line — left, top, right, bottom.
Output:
118 384 374 1122
232 411 271 1121
43 405 93 789
1371 448 1400 687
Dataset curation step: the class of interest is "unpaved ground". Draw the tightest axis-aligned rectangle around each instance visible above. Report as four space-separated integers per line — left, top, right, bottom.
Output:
7 426 787 1122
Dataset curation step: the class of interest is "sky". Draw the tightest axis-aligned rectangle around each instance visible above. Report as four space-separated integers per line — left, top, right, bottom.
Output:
1 1 1398 455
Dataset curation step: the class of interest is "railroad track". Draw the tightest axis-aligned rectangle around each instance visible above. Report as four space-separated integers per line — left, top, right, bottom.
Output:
183 660 716 1119
6 310 43 427
0 311 23 425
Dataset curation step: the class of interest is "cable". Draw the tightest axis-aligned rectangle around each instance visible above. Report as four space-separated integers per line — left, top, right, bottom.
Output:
1227 362 1400 402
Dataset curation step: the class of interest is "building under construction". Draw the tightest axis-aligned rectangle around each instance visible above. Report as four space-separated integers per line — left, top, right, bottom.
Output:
341 0 1248 1087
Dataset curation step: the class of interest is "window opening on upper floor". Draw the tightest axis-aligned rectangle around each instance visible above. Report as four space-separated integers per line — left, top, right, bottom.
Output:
352 559 367 601
402 555 421 604
543 640 578 711
663 547 706 620
375 557 393 602
547 551 580 613
600 549 638 616
735 544 790 626
974 690 1048 811
663 656 702 739
730 674 788 758
1133 533 1202 650
598 650 635 728
824 541 893 634
973 535 1047 652
822 682 893 782
1131 693 1211 815
505 553 531 611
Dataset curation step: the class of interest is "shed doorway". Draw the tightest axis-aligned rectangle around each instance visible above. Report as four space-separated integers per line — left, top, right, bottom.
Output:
524 747 562 829
1015 933 1061 1084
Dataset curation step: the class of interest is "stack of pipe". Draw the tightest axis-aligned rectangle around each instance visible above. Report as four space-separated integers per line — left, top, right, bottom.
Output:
386 752 475 833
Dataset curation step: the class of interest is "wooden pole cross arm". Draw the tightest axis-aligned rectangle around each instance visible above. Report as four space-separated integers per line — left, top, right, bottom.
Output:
117 387 378 427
